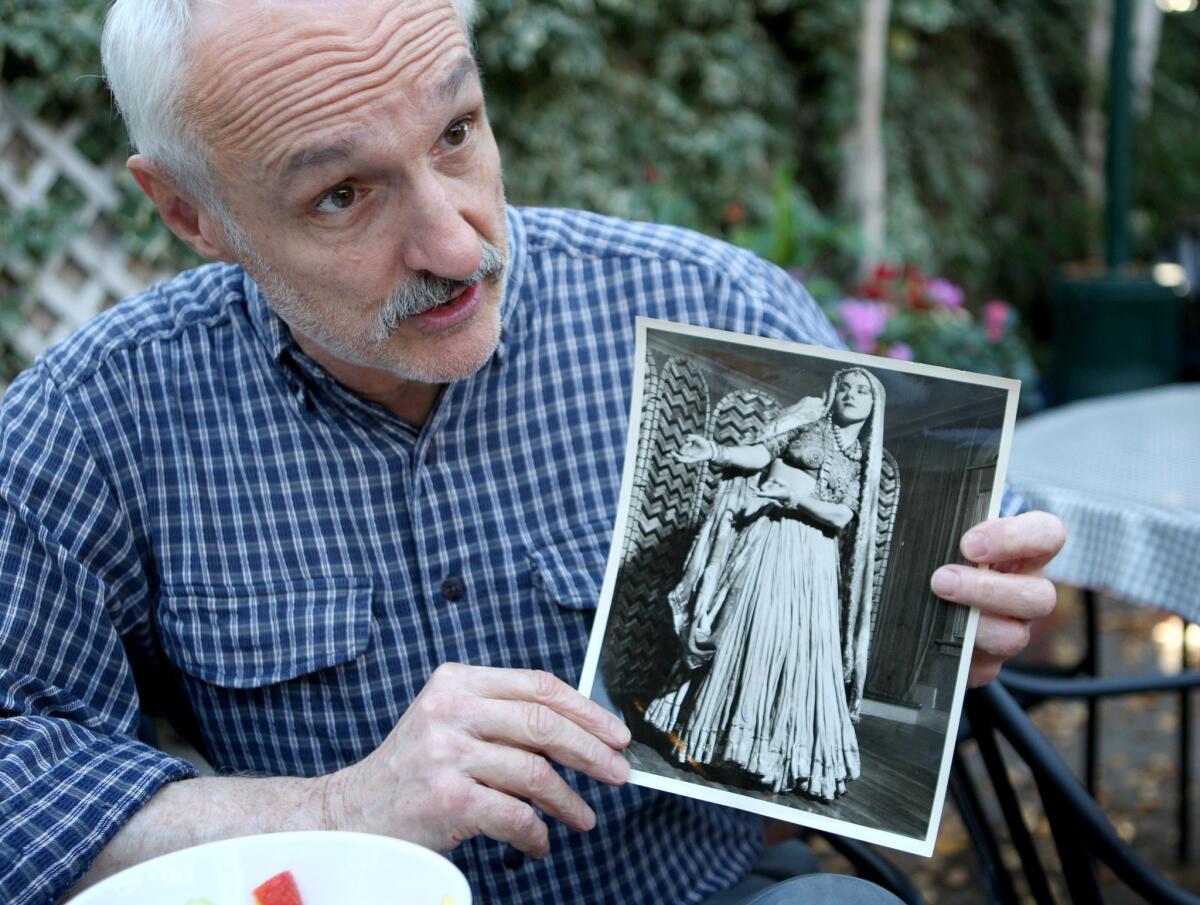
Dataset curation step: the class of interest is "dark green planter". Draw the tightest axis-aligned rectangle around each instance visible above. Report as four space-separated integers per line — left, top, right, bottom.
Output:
1052 274 1182 404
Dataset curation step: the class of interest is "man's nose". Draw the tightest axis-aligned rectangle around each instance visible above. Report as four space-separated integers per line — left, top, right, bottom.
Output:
397 176 482 280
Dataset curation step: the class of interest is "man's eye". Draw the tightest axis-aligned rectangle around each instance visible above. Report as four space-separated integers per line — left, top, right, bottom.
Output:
314 183 358 213
443 118 473 148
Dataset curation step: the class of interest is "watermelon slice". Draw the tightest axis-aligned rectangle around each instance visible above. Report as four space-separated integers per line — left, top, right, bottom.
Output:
251 870 304 905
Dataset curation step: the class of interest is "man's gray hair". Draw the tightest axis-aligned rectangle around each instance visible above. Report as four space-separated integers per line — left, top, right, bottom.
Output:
101 0 479 211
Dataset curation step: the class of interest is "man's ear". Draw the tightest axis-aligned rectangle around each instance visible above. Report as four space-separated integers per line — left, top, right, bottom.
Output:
127 154 236 262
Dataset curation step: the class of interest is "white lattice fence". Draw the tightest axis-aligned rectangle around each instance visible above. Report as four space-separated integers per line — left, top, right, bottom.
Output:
0 97 171 373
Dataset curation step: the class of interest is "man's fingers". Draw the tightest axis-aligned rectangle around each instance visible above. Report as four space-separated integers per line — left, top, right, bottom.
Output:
967 651 1005 688
973 612 1033 662
466 743 597 833
464 698 631 787
968 614 1031 686
959 511 1066 570
933 511 1063 685
930 566 1056 621
467 784 551 858
434 664 631 749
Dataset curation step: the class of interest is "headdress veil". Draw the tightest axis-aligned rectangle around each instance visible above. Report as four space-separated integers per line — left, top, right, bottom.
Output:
828 367 890 720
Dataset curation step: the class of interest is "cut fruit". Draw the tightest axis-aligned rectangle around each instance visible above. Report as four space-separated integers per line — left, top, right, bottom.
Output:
251 870 304 905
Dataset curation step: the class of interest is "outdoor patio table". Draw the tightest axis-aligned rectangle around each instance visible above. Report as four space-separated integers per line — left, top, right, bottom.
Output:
1005 381 1200 858
1007 383 1200 619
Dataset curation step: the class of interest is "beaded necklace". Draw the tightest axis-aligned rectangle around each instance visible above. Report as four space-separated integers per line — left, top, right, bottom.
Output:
825 412 864 461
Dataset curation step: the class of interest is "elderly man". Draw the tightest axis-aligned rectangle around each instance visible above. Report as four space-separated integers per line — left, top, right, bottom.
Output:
0 1 1064 903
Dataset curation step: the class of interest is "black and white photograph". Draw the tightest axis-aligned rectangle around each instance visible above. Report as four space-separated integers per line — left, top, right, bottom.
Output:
579 318 1020 856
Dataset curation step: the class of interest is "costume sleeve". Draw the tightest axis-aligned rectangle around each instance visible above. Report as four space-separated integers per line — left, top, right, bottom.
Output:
760 427 795 459
0 367 198 905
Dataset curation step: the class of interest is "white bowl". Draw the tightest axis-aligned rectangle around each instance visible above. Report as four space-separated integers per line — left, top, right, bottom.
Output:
71 831 471 905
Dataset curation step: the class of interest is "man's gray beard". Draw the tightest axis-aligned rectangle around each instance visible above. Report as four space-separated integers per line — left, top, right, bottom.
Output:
231 228 507 379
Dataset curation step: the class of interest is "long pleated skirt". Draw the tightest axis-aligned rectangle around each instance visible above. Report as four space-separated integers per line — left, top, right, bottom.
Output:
646 511 860 801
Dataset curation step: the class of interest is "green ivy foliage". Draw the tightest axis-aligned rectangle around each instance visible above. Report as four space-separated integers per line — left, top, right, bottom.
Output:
0 0 110 133
0 0 197 302
477 0 803 230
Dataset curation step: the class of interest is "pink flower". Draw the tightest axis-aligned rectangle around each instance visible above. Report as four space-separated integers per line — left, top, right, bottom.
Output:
886 342 913 361
838 299 890 353
984 300 1011 343
925 277 965 309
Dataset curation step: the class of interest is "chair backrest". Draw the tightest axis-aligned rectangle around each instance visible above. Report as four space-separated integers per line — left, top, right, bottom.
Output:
960 683 1200 905
811 831 927 905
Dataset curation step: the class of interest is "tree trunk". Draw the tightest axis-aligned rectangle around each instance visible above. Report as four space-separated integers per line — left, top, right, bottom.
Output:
1132 0 1164 118
842 0 893 278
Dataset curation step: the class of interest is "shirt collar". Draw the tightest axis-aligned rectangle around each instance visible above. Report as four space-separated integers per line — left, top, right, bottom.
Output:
499 204 526 330
494 204 527 364
242 269 295 367
241 202 528 372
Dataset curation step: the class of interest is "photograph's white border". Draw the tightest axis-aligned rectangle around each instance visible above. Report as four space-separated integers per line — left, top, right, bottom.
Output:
578 316 1021 857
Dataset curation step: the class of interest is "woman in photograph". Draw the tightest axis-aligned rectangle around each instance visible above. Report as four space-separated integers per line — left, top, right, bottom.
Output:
645 367 897 801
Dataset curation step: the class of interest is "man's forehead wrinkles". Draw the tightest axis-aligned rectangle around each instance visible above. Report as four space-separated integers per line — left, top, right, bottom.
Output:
193 0 390 103
194 3 463 164
255 29 468 174
200 5 411 147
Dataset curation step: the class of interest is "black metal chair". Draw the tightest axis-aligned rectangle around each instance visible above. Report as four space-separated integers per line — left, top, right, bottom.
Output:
1004 589 1101 794
1005 593 1196 861
1001 663 1200 862
955 679 1200 905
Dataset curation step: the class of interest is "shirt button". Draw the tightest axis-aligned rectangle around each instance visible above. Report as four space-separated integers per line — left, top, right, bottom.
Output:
441 576 466 602
425 443 436 465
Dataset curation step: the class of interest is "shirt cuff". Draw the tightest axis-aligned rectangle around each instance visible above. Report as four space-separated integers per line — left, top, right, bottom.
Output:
1 722 199 905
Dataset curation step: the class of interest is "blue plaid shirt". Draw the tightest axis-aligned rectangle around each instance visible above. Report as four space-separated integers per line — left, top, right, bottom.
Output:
0 207 1006 904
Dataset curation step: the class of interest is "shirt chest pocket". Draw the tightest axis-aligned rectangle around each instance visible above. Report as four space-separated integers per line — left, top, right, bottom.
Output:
156 577 373 689
527 519 611 612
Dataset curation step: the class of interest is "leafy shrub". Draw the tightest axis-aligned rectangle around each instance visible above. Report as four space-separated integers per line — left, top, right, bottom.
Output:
828 264 1043 410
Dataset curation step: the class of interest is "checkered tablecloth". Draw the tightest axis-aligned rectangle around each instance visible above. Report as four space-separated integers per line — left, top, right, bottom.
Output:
1007 384 1200 622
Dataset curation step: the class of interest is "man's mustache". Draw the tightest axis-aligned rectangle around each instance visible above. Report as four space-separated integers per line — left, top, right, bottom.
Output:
375 239 507 339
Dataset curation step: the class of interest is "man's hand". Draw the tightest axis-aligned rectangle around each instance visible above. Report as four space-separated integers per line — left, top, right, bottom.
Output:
319 663 631 858
74 665 630 893
930 511 1066 686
